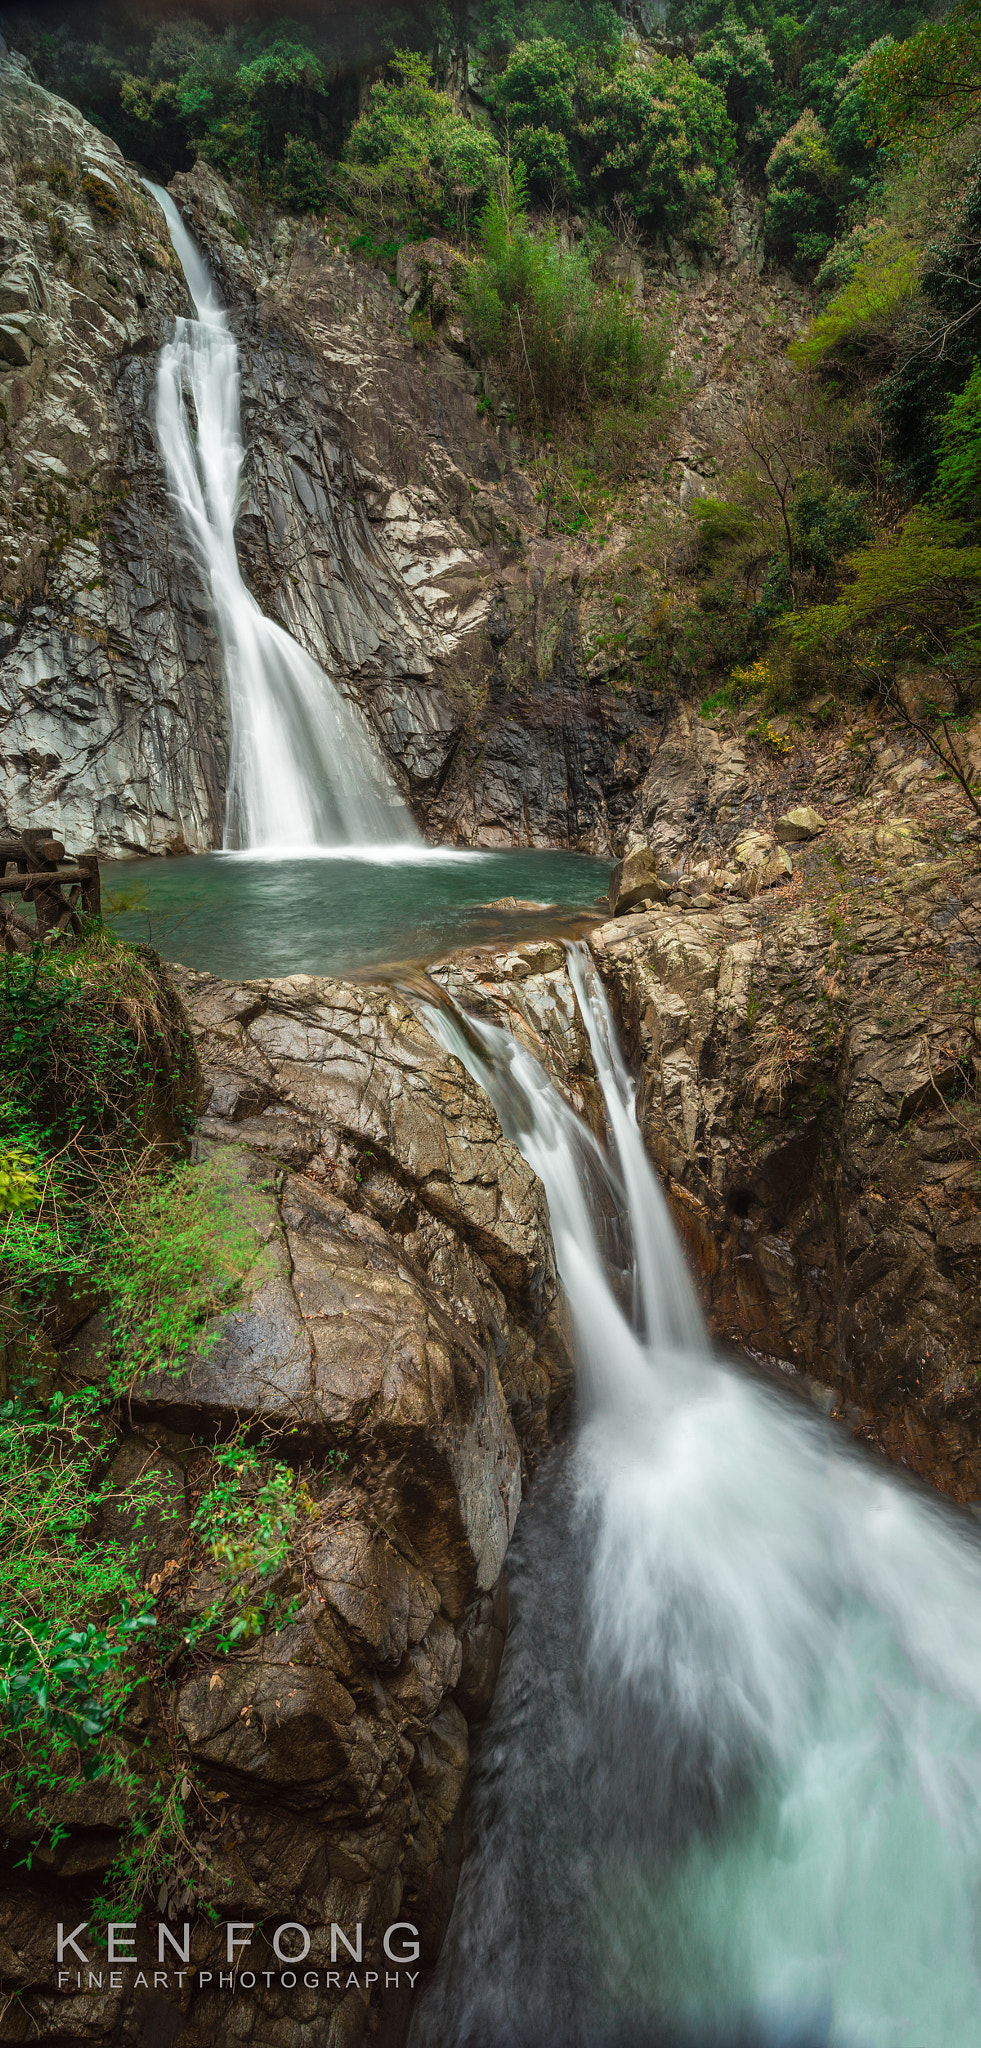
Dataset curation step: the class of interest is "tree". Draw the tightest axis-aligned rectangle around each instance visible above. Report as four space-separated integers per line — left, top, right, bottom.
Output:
738 365 834 590
577 54 735 246
865 0 981 154
339 50 503 236
764 110 845 269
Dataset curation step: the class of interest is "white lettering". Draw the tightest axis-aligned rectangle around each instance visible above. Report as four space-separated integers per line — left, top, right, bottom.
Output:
303 1972 319 1988
219 1972 232 1988
240 1973 255 1989
273 1923 310 1963
226 1923 253 1964
158 1923 191 1964
280 1971 296 1989
330 1923 362 1963
384 1922 420 1963
107 1924 136 1963
57 1923 88 1965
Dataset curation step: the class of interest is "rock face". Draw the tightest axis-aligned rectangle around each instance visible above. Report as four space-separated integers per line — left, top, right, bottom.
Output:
1 965 571 2048
0 52 661 857
593 808 981 1495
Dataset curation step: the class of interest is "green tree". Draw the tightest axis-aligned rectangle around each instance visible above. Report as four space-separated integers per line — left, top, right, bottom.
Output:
578 54 735 246
340 50 502 235
765 109 845 268
463 164 667 426
693 14 775 149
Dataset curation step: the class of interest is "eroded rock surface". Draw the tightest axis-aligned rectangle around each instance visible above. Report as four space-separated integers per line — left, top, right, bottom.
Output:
1 968 570 2048
593 767 981 1492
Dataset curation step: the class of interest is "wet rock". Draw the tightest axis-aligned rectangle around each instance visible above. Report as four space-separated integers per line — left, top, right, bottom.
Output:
592 828 981 1498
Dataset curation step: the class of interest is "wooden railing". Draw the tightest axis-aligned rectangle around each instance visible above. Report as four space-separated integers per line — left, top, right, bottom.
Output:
0 830 101 954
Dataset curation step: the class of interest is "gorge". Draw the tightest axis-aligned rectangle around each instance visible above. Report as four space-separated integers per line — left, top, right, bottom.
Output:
3 16 981 2048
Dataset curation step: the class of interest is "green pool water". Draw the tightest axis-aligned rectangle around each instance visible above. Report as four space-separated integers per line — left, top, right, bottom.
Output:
101 847 613 981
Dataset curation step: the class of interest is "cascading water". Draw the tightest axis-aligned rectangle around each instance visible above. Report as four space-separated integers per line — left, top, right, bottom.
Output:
146 183 416 852
414 943 981 2048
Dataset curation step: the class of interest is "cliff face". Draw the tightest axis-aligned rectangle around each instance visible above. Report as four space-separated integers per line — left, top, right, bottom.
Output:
0 50 656 857
1 958 572 2048
596 701 981 1496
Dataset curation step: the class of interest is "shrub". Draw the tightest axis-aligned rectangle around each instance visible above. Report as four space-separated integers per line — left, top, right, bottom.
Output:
934 360 981 521
764 111 845 270
339 50 502 238
464 166 668 429
81 171 121 221
578 53 734 247
275 133 329 213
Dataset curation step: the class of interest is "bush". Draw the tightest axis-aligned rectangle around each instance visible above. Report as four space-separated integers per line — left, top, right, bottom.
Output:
464 167 668 429
339 50 502 238
934 360 981 521
274 133 330 213
765 110 845 270
577 53 735 247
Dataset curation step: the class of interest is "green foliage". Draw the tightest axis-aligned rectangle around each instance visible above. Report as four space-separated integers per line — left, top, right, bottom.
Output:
765 109 845 269
274 134 330 214
0 1148 40 1216
0 931 198 1176
188 1443 317 1651
790 476 872 575
464 166 668 427
339 51 502 236
875 159 981 494
934 361 981 521
577 52 735 246
865 0 981 153
790 507 981 667
693 17 774 149
690 494 755 566
793 220 918 369
492 35 578 133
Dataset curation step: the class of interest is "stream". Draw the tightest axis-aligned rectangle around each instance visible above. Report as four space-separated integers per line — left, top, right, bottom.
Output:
145 194 981 2048
414 947 981 2048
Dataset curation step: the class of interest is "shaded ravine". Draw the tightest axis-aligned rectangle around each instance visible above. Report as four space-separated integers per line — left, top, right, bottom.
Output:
412 942 981 2048
147 182 415 852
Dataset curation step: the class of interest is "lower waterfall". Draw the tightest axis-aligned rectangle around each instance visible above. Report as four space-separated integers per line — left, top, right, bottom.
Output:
146 183 416 853
414 943 981 2048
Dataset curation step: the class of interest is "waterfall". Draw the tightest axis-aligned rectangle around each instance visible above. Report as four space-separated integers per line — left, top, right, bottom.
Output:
415 942 981 2048
146 184 417 852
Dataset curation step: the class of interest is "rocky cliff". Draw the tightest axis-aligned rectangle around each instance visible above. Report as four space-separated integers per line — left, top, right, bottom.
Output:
0 48 668 857
0 959 572 2048
0 44 807 860
596 697 981 1495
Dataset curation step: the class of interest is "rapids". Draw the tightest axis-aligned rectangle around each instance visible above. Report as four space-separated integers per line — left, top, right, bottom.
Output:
413 944 981 2048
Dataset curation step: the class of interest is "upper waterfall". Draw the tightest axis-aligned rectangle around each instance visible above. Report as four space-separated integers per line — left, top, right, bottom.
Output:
146 182 417 853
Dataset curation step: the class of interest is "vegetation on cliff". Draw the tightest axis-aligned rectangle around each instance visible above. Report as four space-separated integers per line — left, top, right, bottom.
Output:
0 931 323 1908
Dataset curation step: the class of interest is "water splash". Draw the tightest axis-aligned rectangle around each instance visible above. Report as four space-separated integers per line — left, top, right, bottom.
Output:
414 942 981 2048
146 183 416 852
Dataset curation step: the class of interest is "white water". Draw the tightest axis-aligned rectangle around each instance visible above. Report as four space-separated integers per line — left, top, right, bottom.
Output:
146 183 416 852
418 944 981 2048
